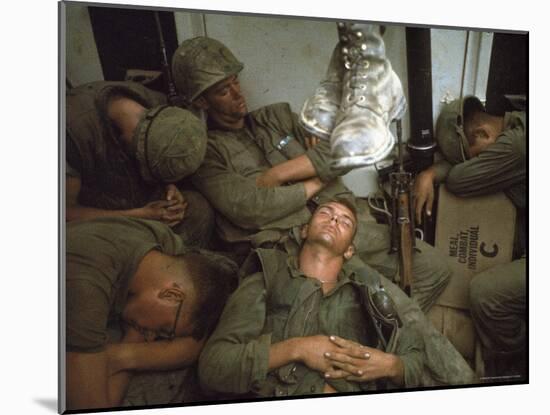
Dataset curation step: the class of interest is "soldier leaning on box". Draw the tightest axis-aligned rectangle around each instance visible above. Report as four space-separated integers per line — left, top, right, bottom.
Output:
171 36 451 313
66 81 215 248
414 96 526 379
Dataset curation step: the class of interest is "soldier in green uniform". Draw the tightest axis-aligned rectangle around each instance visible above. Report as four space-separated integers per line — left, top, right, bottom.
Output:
66 81 214 247
65 217 236 410
414 96 526 379
198 199 474 397
171 36 451 312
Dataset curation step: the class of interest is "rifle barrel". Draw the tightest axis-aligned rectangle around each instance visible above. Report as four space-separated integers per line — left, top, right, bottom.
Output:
154 11 179 105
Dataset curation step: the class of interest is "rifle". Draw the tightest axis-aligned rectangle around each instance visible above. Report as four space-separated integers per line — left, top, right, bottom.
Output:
388 119 415 296
154 11 181 106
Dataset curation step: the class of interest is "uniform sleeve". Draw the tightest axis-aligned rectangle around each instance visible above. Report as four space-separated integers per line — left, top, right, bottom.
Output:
431 159 453 183
192 141 309 230
287 111 352 183
369 276 425 387
198 272 272 394
355 265 426 388
445 132 525 198
375 267 475 387
392 324 425 388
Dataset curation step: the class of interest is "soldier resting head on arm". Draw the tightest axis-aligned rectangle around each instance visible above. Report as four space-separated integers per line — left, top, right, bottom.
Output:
66 81 214 247
65 216 236 410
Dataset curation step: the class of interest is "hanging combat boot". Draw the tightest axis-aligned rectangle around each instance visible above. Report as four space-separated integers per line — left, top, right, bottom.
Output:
331 23 407 168
299 44 344 140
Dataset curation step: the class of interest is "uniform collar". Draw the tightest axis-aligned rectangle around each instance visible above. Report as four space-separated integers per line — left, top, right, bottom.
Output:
286 255 359 287
206 112 252 132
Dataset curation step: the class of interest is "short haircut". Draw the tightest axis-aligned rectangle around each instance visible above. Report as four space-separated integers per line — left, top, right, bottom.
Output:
177 252 237 340
313 197 359 239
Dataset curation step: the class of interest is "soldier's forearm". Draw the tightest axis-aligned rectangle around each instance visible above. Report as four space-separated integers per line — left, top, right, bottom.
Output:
107 337 204 373
258 155 318 187
268 338 302 371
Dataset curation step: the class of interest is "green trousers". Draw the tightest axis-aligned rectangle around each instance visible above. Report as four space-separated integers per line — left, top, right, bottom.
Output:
354 221 451 313
469 258 526 355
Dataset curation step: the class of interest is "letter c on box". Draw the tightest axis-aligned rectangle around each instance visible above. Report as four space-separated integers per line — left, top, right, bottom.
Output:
480 242 498 258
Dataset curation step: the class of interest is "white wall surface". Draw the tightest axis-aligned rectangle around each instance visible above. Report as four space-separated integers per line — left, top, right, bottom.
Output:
432 28 493 121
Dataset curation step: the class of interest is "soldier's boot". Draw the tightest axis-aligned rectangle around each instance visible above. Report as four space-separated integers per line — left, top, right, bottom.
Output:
331 23 407 168
299 44 344 140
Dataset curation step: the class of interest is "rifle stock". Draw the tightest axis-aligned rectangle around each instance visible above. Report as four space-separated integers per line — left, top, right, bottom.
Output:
388 119 415 296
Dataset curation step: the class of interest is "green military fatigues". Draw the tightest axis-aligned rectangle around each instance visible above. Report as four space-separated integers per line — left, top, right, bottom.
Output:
66 81 214 247
469 258 526 355
192 103 350 236
433 111 526 255
192 103 450 311
434 111 526 366
66 217 205 404
198 247 474 397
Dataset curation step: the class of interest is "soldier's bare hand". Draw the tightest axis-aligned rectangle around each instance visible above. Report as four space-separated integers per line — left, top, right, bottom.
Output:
165 184 185 204
294 335 342 373
140 200 178 220
323 335 403 384
305 135 321 149
162 202 187 227
414 170 436 224
162 184 188 226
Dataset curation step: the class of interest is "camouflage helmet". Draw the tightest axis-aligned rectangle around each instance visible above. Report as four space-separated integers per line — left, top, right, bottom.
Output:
133 105 207 183
172 36 244 104
435 95 485 164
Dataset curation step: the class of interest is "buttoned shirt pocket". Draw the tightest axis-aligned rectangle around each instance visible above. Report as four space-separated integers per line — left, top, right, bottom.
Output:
263 134 306 164
217 131 271 176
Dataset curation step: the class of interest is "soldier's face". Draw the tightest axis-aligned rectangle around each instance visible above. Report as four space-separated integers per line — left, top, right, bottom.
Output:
199 75 248 122
304 202 357 258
